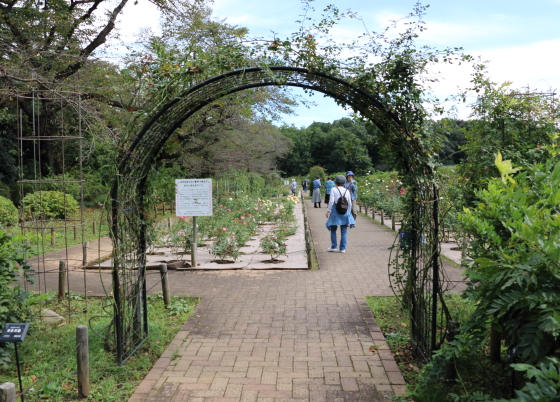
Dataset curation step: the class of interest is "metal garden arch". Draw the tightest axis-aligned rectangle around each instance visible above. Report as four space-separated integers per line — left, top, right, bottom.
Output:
110 66 446 364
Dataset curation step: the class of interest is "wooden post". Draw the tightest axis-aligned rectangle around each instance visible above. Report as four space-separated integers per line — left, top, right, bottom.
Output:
73 225 77 241
0 382 16 402
58 260 66 299
159 263 171 306
444 321 460 380
167 217 172 231
82 242 89 267
391 215 396 231
192 216 197 268
490 326 501 363
305 229 312 268
359 204 362 213
76 325 89 397
380 210 384 226
154 205 158 217
92 221 96 235
51 227 55 246
372 208 375 219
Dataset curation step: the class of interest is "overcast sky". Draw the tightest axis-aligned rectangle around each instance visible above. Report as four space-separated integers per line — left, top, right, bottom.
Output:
111 0 560 126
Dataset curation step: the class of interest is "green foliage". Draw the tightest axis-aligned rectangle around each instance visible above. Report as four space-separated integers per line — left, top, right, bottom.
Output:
0 196 18 227
166 296 195 316
421 154 560 397
0 231 34 368
259 227 289 260
307 166 327 183
357 172 407 216
0 295 198 400
501 358 560 402
277 118 377 176
0 182 11 200
210 229 241 261
456 73 556 208
22 191 79 220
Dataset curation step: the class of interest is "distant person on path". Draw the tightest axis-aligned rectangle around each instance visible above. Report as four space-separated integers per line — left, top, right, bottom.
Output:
344 171 358 215
302 179 308 193
325 175 355 252
324 176 335 205
312 176 322 208
290 178 297 195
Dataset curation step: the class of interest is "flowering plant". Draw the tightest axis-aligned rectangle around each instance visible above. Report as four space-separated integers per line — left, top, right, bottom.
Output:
210 228 241 261
260 228 288 260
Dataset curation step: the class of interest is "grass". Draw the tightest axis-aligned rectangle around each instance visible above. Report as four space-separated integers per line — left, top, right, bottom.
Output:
366 294 512 401
0 293 199 401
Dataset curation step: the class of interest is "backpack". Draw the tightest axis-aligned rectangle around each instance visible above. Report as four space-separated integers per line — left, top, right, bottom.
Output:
335 188 349 214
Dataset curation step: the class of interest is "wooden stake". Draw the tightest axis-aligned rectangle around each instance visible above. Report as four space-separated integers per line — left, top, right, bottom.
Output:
159 264 171 306
58 260 66 299
76 325 90 397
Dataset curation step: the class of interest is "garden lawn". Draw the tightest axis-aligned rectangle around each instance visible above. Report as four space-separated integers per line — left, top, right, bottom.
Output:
0 293 199 401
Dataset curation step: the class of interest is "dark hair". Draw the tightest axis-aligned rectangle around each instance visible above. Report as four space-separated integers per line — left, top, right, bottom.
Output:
327 176 332 180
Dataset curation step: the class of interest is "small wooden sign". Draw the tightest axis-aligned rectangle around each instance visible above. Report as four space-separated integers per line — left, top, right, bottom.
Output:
0 323 30 343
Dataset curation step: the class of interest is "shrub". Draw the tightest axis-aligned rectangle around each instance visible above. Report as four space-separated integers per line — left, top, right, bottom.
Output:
0 231 34 368
0 182 10 200
0 196 18 227
22 191 79 220
420 154 560 396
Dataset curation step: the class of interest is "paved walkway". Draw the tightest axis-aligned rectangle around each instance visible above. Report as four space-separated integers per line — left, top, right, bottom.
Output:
27 199 465 401
126 199 467 402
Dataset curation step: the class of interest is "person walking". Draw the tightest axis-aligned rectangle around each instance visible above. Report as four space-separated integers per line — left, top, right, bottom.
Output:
290 178 297 195
302 179 308 193
344 171 358 215
324 176 335 205
325 175 355 252
312 176 322 208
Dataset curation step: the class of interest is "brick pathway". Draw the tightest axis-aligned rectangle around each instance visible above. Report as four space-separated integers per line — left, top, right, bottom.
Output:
128 199 419 402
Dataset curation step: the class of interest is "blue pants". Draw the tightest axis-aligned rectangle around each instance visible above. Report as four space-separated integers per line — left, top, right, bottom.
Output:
330 225 348 251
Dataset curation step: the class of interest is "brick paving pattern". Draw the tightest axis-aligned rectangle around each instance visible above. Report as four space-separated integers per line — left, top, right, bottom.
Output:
129 200 422 402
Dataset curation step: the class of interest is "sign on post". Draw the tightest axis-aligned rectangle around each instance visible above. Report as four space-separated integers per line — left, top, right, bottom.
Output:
0 323 30 401
175 179 213 217
175 179 213 269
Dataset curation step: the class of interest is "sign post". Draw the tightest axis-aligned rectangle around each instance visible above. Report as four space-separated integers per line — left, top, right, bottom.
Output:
0 323 30 401
175 179 213 268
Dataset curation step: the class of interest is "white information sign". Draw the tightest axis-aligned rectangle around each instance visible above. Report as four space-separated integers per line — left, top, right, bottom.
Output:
175 179 213 216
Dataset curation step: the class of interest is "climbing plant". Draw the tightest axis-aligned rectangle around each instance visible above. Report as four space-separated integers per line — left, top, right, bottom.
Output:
108 1 473 362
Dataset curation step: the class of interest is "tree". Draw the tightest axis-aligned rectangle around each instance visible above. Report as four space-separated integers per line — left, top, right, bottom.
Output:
456 67 558 207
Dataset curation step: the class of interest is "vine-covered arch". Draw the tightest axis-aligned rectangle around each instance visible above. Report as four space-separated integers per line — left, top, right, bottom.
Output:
110 66 443 364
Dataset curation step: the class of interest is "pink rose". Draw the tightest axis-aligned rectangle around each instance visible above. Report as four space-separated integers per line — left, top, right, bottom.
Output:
222 227 227 231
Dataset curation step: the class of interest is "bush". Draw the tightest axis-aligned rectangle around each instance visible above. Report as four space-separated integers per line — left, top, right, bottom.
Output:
0 182 10 200
22 191 79 220
420 154 560 397
0 231 34 368
0 196 18 227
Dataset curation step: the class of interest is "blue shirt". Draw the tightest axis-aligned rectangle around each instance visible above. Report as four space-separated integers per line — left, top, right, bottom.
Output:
312 179 321 190
344 180 358 200
325 180 335 194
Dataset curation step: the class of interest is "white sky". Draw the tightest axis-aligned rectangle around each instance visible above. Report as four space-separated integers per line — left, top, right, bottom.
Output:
109 0 560 126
